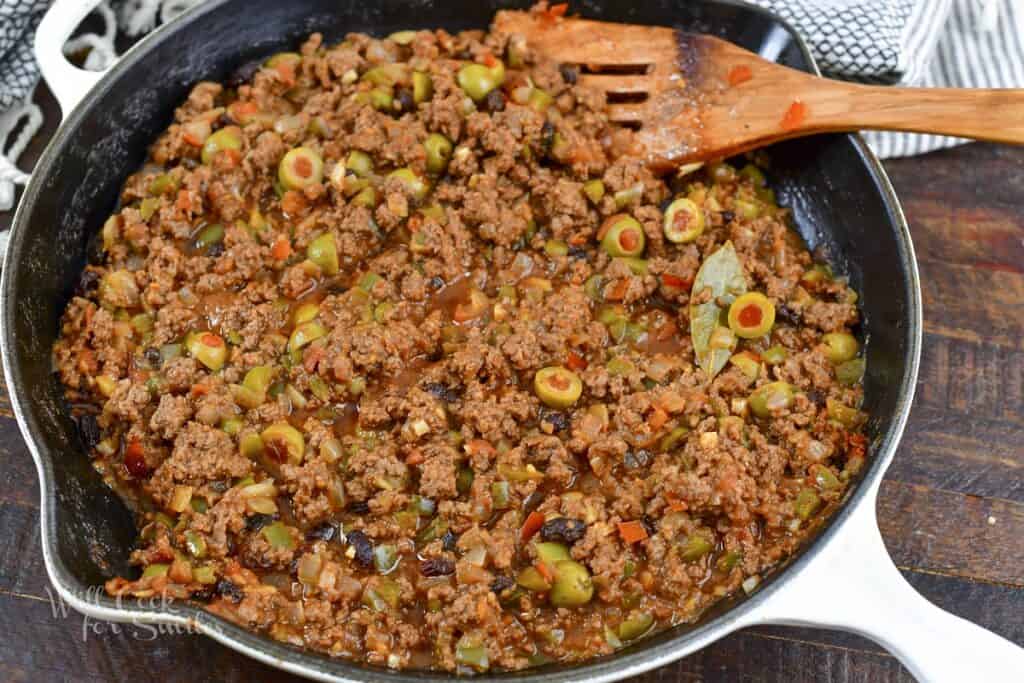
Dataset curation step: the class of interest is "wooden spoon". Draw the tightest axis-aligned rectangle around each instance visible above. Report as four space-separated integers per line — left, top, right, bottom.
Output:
494 9 1024 172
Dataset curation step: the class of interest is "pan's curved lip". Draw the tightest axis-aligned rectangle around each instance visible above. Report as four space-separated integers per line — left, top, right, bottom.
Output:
1 0 922 681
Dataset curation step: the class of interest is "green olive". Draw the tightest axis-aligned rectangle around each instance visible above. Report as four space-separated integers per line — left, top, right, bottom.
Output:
148 173 177 196
185 331 228 371
260 422 305 465
423 133 453 175
278 147 324 191
794 487 821 520
261 521 296 549
663 197 705 243
412 71 434 104
762 345 788 365
194 223 224 252
600 215 645 258
583 179 605 205
549 560 593 607
748 381 796 418
618 612 654 641
527 87 554 112
288 320 327 352
727 292 776 338
811 464 841 491
679 533 713 561
292 302 320 325
361 63 408 87
388 168 429 201
201 126 242 165
517 566 551 592
535 542 571 565
346 150 374 177
826 397 865 428
265 52 301 69
307 232 339 275
368 87 394 111
534 366 583 409
351 185 378 208
822 332 858 363
835 357 865 386
457 63 503 101
728 351 761 380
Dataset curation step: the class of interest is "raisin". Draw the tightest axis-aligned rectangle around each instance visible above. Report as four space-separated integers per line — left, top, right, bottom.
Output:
490 575 515 594
720 210 735 224
394 87 415 114
540 409 570 433
541 121 555 152
420 557 455 577
624 449 652 469
539 517 587 544
429 276 446 290
75 413 100 450
568 245 587 260
483 89 506 113
346 529 374 568
77 268 100 296
215 578 244 603
776 303 801 326
306 522 338 542
348 501 370 514
424 382 458 403
144 347 162 367
559 64 579 85
805 388 826 406
641 514 658 537
206 242 225 258
190 587 216 603
226 59 262 88
441 529 458 552
245 513 275 532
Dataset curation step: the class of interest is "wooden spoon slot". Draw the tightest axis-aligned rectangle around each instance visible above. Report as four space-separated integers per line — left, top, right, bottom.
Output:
578 63 652 76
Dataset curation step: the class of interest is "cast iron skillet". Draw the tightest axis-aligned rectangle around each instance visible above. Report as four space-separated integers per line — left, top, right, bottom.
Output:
5 0 1022 680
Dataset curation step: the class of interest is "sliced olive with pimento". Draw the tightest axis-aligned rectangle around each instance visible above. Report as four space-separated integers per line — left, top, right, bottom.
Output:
260 422 305 465
727 292 776 338
534 366 583 409
278 147 324 191
185 331 228 371
201 126 242 165
599 214 645 258
663 197 705 243
748 381 796 418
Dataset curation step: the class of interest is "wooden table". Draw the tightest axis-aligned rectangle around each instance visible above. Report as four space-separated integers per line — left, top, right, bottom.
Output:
1 85 1022 682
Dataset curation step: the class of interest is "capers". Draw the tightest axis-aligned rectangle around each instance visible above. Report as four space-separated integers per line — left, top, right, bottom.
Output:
727 292 776 338
600 215 645 258
307 232 339 275
457 61 504 102
278 147 324 191
748 381 796 418
388 167 429 201
534 366 583 409
260 422 305 465
201 126 242 165
663 197 705 243
822 332 858 363
423 133 453 175
549 560 593 607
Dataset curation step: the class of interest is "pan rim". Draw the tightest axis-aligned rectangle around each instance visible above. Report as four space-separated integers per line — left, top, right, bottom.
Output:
1 1 922 681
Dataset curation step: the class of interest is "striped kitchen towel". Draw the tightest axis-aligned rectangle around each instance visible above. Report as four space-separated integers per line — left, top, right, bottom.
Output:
752 0 1024 158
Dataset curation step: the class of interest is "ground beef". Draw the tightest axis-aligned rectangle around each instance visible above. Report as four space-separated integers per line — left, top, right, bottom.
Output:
62 8 867 674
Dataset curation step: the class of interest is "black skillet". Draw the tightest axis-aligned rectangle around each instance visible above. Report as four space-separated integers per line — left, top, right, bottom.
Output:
6 0 1022 680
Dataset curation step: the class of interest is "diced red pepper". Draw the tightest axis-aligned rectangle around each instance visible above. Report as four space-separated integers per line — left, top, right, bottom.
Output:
271 237 292 261
123 440 149 478
566 351 588 371
521 510 546 543
661 273 692 291
617 520 649 544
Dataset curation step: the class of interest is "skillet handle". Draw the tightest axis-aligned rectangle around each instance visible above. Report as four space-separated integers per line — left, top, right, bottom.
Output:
34 0 108 118
745 486 1024 681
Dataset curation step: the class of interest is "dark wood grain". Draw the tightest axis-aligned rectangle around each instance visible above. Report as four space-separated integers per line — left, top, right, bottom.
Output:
1 80 1022 681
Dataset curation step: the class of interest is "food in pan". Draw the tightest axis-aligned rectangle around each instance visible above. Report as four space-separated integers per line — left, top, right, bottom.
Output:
54 5 867 672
